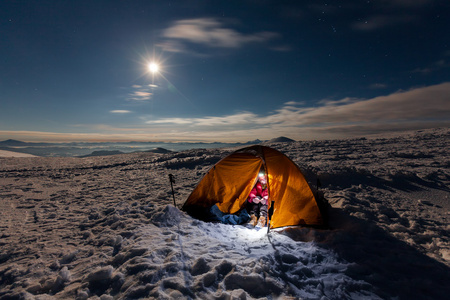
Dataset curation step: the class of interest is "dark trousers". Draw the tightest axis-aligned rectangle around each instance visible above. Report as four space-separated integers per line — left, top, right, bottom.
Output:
247 202 268 218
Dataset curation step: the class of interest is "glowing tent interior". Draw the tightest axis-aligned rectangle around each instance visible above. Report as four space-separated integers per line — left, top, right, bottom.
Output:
183 145 325 229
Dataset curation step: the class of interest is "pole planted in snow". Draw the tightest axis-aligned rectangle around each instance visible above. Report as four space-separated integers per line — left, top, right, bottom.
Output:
169 174 176 207
267 200 275 233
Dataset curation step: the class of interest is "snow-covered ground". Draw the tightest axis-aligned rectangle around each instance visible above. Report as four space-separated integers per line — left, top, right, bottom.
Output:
0 128 448 299
0 150 37 158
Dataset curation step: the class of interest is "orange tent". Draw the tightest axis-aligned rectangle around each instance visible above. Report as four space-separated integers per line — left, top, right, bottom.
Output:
183 145 324 228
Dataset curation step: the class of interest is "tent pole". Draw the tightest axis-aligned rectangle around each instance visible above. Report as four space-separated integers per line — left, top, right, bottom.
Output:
261 156 272 234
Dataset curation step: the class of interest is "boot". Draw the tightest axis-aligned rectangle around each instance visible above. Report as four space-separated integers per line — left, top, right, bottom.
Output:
248 214 258 227
256 216 267 228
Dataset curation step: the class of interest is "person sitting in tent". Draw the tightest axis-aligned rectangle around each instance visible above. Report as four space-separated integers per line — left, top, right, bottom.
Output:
247 172 269 227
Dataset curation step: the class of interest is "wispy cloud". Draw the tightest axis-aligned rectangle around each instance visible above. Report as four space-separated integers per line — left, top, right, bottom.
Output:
291 83 450 125
412 59 450 74
0 129 168 143
144 82 450 139
3 83 449 142
159 18 281 53
350 0 434 31
127 84 153 101
369 83 388 89
110 110 131 114
146 112 259 127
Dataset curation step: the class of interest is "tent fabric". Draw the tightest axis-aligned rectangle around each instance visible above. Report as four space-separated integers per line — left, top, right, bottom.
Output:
183 145 323 228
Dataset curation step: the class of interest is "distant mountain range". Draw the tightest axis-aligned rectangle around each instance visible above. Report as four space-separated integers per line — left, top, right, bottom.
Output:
0 139 270 147
0 137 296 157
79 147 174 158
0 139 49 147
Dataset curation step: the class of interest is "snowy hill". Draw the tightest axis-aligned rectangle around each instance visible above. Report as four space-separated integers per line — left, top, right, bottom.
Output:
0 139 30 147
0 128 449 299
266 136 296 143
0 150 37 157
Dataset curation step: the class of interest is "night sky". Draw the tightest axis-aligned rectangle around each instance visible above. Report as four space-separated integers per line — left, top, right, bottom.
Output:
1 0 449 142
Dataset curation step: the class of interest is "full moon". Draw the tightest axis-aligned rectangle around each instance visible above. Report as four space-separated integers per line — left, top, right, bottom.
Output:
148 62 159 73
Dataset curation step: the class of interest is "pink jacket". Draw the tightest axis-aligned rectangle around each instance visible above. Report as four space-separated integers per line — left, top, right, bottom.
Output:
247 182 269 205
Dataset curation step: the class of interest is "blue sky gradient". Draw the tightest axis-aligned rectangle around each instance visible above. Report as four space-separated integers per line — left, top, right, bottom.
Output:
1 0 449 142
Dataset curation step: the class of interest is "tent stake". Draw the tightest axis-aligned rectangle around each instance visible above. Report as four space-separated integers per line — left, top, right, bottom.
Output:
169 174 176 207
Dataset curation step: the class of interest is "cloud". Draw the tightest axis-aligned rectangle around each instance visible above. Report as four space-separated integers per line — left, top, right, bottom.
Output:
351 0 434 31
160 18 280 53
110 110 131 114
4 83 449 143
286 82 450 125
127 85 153 101
412 59 450 74
369 83 388 89
156 40 187 54
146 112 260 128
317 97 360 106
148 117 195 125
144 82 450 139
0 130 157 143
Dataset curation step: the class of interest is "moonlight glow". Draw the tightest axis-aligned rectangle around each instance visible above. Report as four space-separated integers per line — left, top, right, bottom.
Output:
148 62 159 73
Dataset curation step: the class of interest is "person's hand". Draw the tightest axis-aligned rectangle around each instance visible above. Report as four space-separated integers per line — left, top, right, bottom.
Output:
253 196 262 203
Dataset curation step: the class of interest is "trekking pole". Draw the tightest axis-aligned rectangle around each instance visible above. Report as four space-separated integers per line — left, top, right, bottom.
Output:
267 201 275 234
169 174 176 207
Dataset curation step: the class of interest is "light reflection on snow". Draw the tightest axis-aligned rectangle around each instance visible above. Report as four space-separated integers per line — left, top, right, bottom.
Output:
195 221 310 258
231 225 268 242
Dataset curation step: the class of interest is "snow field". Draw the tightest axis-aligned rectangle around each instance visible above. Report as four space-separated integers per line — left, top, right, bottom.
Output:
0 128 449 299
